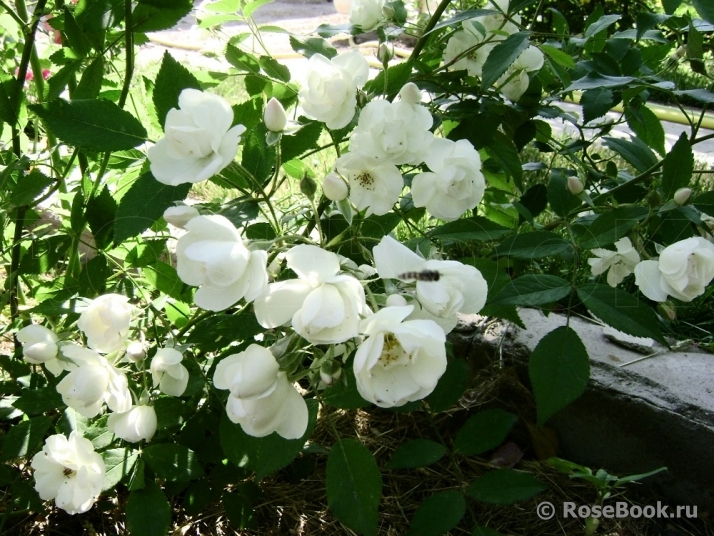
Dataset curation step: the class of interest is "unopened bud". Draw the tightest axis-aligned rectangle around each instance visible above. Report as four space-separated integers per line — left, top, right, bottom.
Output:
264 97 287 132
382 2 395 18
322 172 348 201
377 43 394 64
399 82 422 105
658 302 676 321
674 187 691 205
163 205 199 229
675 45 687 59
567 176 584 195
320 361 342 386
126 341 146 362
300 175 318 200
386 294 408 307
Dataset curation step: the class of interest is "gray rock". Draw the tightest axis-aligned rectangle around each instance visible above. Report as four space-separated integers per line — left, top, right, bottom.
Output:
454 308 714 510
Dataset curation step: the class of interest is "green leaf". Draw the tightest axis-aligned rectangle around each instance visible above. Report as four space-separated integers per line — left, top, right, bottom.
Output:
259 56 290 82
673 89 714 104
241 123 275 185
387 439 447 470
281 120 323 162
126 480 171 536
454 409 518 456
426 358 471 412
132 0 193 32
114 172 191 244
73 56 105 100
225 45 261 73
153 51 202 129
223 490 257 529
364 62 413 97
576 284 667 345
219 400 318 480
584 14 621 39
661 0 682 15
580 88 614 124
186 312 263 352
661 133 693 201
143 443 204 482
626 105 666 157
603 136 658 173
490 275 571 307
565 74 635 91
428 216 512 243
0 416 52 461
406 491 466 536
327 439 382 536
481 32 531 88
289 35 337 59
29 99 147 151
547 172 580 218
102 448 139 491
488 132 523 189
6 169 54 208
12 387 63 416
529 326 590 426
244 0 274 17
143 261 191 302
494 231 572 260
0 74 18 125
85 186 116 249
579 206 648 249
539 45 575 69
467 469 546 504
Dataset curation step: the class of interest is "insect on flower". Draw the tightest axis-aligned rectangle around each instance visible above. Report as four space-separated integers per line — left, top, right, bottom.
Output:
397 270 441 282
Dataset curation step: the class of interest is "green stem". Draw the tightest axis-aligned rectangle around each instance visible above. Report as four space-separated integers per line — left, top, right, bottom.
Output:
0 0 28 31
410 0 453 62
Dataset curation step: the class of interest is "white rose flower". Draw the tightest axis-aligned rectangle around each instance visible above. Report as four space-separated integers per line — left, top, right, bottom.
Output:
373 235 488 318
349 0 385 31
335 152 403 216
495 45 544 101
254 245 368 345
56 345 132 418
443 30 495 77
353 305 447 408
635 237 714 302
299 50 369 130
163 205 200 229
588 237 640 287
31 432 105 515
176 215 268 311
464 0 521 37
213 344 308 439
411 138 486 221
349 95 434 166
77 294 132 354
148 89 245 186
16 324 66 376
150 348 189 397
107 405 157 443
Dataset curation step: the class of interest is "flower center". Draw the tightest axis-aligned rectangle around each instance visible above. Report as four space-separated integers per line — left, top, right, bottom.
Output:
378 334 412 369
356 172 375 190
63 467 76 478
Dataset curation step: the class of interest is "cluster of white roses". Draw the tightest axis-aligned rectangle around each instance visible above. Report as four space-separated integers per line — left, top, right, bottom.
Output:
588 235 714 304
443 0 544 101
17 295 191 514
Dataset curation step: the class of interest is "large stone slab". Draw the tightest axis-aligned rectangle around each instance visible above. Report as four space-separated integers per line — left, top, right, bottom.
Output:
454 309 714 509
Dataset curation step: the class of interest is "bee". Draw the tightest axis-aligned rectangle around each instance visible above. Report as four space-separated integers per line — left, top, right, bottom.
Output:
397 270 441 282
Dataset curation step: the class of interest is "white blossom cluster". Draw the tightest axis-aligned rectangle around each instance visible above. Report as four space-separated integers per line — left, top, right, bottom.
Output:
17 294 188 514
443 0 544 101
